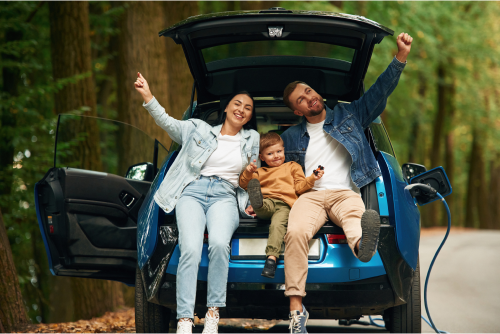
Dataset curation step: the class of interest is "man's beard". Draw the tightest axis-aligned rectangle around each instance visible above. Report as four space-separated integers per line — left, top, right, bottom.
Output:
307 100 324 116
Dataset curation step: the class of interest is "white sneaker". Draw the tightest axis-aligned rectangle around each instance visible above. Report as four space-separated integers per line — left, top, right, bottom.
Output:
177 318 194 333
202 307 220 333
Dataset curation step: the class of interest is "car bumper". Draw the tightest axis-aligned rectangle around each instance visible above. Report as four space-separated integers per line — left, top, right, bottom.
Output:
158 274 394 319
165 234 387 283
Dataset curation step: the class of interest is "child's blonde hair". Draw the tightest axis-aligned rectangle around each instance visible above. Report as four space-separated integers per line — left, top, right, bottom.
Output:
260 132 284 152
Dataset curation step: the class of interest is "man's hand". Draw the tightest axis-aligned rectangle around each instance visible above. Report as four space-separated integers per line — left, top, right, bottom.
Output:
245 205 256 217
395 32 413 63
134 72 154 104
245 159 258 174
313 169 324 181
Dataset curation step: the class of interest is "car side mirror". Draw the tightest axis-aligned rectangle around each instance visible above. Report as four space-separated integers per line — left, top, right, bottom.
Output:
402 163 427 183
125 162 154 182
408 167 452 206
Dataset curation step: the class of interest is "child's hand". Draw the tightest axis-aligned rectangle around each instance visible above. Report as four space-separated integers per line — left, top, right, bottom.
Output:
245 205 256 217
312 165 324 180
134 72 153 103
246 159 258 174
313 169 324 180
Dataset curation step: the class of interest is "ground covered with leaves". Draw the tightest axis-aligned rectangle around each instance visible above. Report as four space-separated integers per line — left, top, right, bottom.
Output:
14 307 279 333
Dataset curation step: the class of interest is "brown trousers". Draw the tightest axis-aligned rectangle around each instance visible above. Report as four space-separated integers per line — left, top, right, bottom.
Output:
284 189 365 297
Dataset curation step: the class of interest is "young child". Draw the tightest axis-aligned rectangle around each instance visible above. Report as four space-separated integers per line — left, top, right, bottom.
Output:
239 132 324 278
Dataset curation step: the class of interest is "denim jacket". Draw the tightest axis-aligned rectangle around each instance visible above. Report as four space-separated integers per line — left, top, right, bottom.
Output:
143 97 260 218
281 57 406 189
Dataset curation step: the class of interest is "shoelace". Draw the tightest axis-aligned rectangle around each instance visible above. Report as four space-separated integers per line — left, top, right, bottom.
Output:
203 307 220 333
177 318 194 333
289 313 303 333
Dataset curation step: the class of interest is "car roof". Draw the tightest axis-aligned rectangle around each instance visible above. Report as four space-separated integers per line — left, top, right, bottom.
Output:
160 8 394 105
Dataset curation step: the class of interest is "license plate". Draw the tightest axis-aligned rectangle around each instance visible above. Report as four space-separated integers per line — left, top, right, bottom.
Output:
230 238 321 260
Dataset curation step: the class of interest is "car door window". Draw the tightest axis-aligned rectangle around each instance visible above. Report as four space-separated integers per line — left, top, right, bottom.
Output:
55 114 160 177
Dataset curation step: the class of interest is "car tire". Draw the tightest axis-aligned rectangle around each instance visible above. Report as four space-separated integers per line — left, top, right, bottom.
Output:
384 260 421 333
135 266 171 333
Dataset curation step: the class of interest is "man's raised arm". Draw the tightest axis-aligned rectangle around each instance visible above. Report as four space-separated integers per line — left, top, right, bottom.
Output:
347 32 413 129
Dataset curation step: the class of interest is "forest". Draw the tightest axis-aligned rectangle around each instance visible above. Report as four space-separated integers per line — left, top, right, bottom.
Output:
1 1 499 330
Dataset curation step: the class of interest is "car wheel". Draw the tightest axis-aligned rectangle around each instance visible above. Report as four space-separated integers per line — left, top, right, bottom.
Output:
384 260 421 333
135 266 171 333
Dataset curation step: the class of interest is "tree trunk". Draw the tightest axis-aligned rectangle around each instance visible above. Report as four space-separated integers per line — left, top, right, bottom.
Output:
330 1 343 10
465 131 480 228
115 1 172 175
49 1 124 321
49 1 102 172
426 64 448 227
357 1 367 17
489 155 500 229
476 96 492 230
444 72 456 225
476 143 491 229
70 278 124 320
408 73 427 165
0 208 28 332
49 2 97 116
164 2 199 119
431 64 447 174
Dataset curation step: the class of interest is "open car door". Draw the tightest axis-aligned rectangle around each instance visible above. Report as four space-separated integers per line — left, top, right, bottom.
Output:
35 115 168 285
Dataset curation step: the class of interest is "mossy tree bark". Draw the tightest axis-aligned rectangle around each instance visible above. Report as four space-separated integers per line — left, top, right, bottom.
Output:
49 1 102 172
0 208 28 332
164 1 198 118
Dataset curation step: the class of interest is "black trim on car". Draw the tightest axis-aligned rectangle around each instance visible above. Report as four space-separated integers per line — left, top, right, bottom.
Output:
156 274 395 320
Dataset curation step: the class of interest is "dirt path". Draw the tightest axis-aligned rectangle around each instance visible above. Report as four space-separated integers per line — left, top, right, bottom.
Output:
15 308 136 333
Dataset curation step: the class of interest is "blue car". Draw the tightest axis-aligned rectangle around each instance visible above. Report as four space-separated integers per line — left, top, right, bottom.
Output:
35 8 426 333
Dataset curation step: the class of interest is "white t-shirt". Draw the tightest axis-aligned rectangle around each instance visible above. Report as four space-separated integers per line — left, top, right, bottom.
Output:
200 133 242 187
305 120 360 193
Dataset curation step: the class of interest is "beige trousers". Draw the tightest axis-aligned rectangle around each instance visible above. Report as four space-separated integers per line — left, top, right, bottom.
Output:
283 189 365 297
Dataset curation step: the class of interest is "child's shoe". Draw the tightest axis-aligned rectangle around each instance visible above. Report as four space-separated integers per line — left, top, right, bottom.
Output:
247 179 263 209
261 257 277 278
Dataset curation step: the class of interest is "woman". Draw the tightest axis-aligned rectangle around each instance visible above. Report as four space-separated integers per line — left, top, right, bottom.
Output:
134 73 259 334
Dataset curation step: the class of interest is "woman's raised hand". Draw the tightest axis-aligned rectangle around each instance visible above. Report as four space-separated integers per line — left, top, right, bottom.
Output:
246 159 258 174
134 72 153 104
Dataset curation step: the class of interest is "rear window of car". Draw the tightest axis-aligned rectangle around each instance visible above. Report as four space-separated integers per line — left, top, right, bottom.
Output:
202 40 355 65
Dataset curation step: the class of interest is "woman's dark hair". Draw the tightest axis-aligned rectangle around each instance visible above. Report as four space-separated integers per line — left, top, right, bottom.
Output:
216 91 257 130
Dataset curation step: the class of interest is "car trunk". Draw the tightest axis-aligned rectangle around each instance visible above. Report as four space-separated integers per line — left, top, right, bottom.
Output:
160 8 393 104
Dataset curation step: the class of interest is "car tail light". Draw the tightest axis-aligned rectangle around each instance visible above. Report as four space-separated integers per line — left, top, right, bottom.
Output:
203 234 208 243
326 234 347 244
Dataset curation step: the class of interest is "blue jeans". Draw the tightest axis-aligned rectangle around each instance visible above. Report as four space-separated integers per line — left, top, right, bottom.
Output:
175 175 239 319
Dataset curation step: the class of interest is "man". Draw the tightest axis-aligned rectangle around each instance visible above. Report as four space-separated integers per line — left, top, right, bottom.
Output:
280 32 413 333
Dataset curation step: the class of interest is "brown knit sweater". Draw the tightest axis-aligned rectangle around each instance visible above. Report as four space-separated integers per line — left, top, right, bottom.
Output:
239 161 316 208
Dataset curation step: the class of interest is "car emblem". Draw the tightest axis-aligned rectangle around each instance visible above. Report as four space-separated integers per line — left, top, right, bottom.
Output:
268 26 283 38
